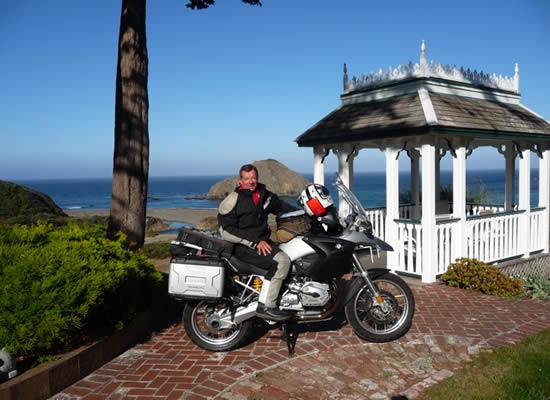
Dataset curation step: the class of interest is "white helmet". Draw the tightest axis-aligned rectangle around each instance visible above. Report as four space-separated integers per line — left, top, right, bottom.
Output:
298 184 334 217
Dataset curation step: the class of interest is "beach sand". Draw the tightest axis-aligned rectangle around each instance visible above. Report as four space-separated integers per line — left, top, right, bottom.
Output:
65 208 217 226
65 208 218 244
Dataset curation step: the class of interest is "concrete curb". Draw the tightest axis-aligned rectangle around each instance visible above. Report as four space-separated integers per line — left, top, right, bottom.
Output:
0 300 166 400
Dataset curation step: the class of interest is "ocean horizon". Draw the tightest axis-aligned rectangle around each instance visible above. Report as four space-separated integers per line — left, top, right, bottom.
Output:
11 168 541 211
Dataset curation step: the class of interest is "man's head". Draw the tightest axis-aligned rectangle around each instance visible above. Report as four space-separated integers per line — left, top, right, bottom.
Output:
239 164 259 192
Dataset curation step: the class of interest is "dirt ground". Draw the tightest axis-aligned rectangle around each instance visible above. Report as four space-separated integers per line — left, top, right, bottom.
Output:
150 256 171 274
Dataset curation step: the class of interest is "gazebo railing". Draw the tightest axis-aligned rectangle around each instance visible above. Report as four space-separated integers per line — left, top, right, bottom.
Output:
466 203 505 215
398 203 415 219
364 206 386 241
393 217 460 277
364 204 415 241
365 202 507 241
365 205 546 278
394 219 422 275
466 210 523 263
530 207 546 253
436 217 460 275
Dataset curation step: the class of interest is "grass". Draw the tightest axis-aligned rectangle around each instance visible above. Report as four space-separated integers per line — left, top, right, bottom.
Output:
421 328 550 400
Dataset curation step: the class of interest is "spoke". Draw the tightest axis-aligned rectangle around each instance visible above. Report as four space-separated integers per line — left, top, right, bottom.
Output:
192 301 242 345
354 282 408 335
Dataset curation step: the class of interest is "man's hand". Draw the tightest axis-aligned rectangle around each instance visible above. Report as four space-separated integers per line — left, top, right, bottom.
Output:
256 240 272 256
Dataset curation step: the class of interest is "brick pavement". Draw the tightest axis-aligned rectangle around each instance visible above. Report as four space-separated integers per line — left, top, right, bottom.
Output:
52 283 550 400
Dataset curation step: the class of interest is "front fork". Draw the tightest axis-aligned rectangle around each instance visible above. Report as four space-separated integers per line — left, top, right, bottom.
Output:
351 253 392 313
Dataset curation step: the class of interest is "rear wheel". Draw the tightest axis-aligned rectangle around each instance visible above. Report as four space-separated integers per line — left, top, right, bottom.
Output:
345 273 415 342
183 301 252 352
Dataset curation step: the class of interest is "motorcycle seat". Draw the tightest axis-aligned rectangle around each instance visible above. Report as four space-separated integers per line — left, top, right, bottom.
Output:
172 228 269 276
225 255 268 276
172 227 234 258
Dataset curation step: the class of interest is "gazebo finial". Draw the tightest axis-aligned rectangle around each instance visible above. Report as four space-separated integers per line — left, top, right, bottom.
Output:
420 40 427 66
343 63 349 91
514 62 519 93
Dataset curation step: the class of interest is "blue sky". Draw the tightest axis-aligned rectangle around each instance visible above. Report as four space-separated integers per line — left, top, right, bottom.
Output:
1 0 549 180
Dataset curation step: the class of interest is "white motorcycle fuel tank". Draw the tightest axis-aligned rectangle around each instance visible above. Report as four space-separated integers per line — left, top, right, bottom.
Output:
278 236 316 261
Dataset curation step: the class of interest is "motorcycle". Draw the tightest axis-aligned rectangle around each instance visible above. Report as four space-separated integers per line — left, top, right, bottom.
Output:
168 177 415 352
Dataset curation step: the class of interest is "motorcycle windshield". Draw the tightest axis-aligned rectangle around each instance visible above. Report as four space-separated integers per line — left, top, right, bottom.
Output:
333 175 370 223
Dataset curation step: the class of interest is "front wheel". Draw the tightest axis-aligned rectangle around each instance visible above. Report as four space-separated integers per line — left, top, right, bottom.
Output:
345 272 415 342
183 300 252 352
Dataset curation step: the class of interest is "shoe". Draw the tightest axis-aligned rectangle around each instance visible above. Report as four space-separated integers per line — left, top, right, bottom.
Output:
256 303 290 321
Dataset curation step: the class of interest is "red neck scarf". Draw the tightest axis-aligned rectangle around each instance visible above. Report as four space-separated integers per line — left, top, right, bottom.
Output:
252 190 260 205
240 185 260 206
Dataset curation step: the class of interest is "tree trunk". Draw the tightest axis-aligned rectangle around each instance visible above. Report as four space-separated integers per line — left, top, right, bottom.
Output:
109 0 149 248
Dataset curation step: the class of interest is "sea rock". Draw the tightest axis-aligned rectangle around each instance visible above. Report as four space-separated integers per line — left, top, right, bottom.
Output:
205 159 310 200
0 180 67 224
146 217 171 233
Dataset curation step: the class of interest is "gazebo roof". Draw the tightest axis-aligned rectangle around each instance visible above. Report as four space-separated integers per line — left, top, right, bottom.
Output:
296 42 550 147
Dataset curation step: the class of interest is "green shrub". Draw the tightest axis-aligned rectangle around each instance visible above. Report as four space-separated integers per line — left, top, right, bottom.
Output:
0 221 164 360
521 275 550 300
72 215 109 228
440 258 523 298
142 241 171 259
67 216 167 237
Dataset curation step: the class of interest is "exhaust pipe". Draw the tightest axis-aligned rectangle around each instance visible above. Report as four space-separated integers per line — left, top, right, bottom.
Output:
216 295 339 327
294 295 340 321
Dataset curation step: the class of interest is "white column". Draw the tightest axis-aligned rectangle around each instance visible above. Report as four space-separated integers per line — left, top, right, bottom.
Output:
453 146 467 259
410 151 420 219
518 147 531 257
435 153 441 201
385 146 400 268
336 145 350 187
348 151 355 192
505 144 516 211
539 149 550 253
336 145 355 218
313 146 326 186
421 143 437 283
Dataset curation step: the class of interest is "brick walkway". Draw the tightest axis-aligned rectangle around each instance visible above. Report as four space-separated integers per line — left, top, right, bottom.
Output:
52 284 550 400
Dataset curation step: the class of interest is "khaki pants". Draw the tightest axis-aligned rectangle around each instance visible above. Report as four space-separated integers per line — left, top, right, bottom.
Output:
234 242 291 308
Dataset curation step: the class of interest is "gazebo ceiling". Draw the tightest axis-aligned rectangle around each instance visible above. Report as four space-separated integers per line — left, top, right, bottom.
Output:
296 42 550 147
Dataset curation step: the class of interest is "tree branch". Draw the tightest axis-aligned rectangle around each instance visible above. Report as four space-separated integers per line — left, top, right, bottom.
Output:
186 0 262 10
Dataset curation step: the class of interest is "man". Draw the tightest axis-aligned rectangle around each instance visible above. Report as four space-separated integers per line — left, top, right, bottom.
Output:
218 164 296 320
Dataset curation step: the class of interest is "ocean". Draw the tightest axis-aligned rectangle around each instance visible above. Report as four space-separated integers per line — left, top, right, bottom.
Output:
13 169 541 211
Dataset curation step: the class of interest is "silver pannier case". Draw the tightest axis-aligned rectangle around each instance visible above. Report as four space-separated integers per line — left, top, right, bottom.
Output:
168 256 225 299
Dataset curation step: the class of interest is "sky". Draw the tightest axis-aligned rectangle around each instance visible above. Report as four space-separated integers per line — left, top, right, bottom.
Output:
1 0 549 180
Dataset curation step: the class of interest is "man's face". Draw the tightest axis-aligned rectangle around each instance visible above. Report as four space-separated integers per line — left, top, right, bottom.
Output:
239 169 258 192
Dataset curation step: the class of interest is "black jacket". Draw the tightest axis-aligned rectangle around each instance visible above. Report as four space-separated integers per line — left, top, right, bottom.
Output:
218 183 296 248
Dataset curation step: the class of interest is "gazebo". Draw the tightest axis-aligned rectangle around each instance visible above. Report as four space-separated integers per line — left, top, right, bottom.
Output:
296 41 550 283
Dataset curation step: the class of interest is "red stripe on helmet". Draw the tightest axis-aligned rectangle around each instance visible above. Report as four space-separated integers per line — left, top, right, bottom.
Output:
306 198 326 217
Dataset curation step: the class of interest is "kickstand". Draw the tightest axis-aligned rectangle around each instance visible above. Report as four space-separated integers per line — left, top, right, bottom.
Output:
281 321 298 355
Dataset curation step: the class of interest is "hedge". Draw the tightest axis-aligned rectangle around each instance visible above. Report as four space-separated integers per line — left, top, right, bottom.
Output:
0 221 164 360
